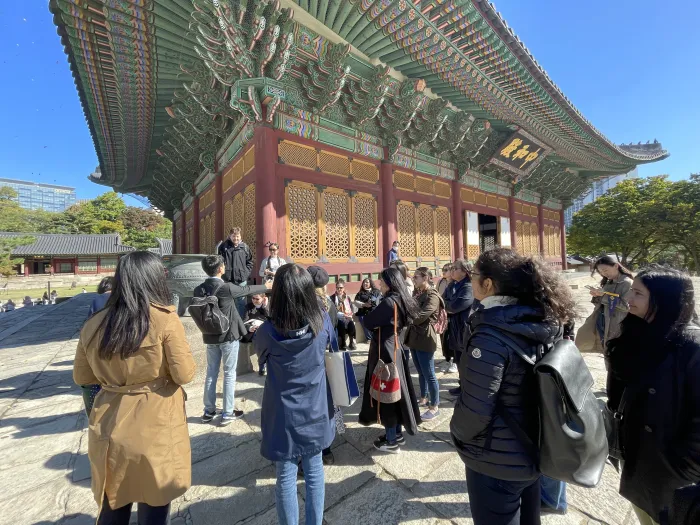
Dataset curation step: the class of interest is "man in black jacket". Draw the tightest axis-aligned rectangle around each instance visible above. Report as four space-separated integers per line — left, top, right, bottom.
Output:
194 255 270 426
443 259 474 396
217 227 254 316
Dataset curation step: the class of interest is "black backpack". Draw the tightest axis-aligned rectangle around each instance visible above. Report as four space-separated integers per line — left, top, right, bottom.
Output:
487 331 608 488
189 283 230 336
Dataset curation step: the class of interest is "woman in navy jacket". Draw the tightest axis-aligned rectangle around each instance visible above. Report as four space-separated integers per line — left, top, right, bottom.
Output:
255 263 335 525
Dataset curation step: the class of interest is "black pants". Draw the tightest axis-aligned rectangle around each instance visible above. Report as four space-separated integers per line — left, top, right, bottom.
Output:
466 469 541 525
98 496 171 525
337 320 356 348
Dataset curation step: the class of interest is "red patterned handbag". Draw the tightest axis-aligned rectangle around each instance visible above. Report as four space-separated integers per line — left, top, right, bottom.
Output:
369 303 401 422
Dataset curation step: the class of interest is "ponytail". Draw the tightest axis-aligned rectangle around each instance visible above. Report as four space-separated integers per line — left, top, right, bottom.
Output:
475 248 577 323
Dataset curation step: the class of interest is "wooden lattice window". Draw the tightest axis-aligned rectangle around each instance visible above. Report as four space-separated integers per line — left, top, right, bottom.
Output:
394 171 415 191
323 191 350 259
244 184 256 256
434 180 451 199
415 176 434 195
529 223 540 256
515 220 525 255
279 140 317 170
397 203 417 257
244 146 255 175
199 219 205 253
186 228 193 254
354 195 377 260
232 193 244 237
319 151 351 178
287 183 319 261
436 208 452 257
224 200 233 238
223 157 243 192
185 206 193 224
554 227 561 256
352 160 379 183
418 206 435 257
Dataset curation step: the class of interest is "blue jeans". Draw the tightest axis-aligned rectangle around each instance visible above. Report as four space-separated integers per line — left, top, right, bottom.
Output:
540 476 567 512
467 469 541 525
411 349 439 407
357 316 373 342
203 340 239 416
234 280 248 320
385 424 402 443
275 452 324 525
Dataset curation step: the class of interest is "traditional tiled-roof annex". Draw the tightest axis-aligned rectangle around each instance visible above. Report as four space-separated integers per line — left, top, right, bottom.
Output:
50 0 668 280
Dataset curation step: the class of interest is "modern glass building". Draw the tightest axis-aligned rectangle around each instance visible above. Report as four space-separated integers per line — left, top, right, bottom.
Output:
0 178 77 212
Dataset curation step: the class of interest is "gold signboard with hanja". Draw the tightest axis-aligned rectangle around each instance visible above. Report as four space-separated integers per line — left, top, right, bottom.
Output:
488 130 551 178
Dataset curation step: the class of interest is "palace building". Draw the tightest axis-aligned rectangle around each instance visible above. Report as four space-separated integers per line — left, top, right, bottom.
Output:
50 0 668 286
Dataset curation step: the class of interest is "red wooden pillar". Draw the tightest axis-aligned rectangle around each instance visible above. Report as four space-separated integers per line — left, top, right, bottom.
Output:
254 126 279 269
24 260 29 276
380 161 396 265
214 170 223 246
97 256 102 274
560 208 568 270
193 197 201 254
180 211 187 254
451 179 463 260
538 204 545 257
509 196 517 248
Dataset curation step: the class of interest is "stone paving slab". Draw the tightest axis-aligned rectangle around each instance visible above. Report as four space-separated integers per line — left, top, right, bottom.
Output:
0 280 656 525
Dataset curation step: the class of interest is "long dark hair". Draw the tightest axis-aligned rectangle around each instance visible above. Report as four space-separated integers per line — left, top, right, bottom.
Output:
634 265 697 336
99 251 172 360
593 255 633 286
360 277 379 291
475 247 577 322
97 276 114 294
270 263 323 336
381 267 419 321
389 260 409 281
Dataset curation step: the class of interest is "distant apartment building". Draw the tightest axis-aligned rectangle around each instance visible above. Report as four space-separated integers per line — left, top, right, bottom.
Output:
564 168 638 228
0 178 77 212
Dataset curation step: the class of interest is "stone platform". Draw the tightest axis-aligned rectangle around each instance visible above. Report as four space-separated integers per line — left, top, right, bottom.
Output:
0 281 651 525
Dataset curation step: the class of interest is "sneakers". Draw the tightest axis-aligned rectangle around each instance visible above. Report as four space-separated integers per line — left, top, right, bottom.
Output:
418 397 429 408
322 451 335 465
421 408 440 421
373 436 400 453
348 339 357 350
446 361 458 373
448 386 461 396
377 433 406 446
201 410 217 423
258 368 266 376
219 410 244 426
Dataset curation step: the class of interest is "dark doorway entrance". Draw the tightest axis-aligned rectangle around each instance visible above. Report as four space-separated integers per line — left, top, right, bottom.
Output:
479 214 498 253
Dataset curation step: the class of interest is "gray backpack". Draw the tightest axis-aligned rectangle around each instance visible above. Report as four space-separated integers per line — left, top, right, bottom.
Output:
493 334 608 488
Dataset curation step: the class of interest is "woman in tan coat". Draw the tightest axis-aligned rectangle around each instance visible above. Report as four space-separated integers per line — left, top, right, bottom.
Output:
73 251 195 524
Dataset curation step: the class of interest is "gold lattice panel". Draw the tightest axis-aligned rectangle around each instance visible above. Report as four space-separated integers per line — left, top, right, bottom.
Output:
434 180 451 199
554 228 561 256
232 192 244 237
418 206 435 257
467 245 480 260
288 184 319 260
244 184 256 255
319 150 351 178
185 207 193 224
199 219 205 253
353 196 376 259
529 223 540 255
279 140 317 170
397 203 417 257
435 208 451 257
224 200 233 238
515 221 525 255
394 171 415 191
244 146 255 174
186 228 192 254
323 192 350 259
210 211 217 253
352 160 379 183
415 176 434 195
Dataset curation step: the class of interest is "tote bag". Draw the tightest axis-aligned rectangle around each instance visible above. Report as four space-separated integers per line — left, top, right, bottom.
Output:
369 303 402 407
325 324 360 407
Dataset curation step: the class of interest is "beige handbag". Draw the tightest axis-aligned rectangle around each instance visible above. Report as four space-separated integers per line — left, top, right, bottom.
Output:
369 304 401 423
576 308 603 353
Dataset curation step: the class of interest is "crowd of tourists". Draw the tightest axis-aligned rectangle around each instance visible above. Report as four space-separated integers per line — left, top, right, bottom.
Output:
72 229 700 525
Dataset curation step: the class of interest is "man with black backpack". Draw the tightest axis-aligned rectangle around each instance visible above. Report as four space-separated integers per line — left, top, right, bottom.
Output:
192 255 270 426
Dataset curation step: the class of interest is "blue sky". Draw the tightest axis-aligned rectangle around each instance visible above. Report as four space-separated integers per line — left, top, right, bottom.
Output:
0 1 696 205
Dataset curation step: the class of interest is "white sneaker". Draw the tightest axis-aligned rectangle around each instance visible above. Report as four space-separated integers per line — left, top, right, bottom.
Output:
447 362 458 374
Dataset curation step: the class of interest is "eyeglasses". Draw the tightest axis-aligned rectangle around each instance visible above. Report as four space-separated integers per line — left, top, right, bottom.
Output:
337 287 344 291
269 248 278 252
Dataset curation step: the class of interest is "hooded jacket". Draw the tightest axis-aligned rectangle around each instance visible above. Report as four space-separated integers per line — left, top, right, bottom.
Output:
450 296 560 481
255 313 336 461
443 277 474 356
217 239 254 284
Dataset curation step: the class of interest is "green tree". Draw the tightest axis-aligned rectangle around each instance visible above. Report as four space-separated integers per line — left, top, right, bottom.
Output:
655 174 700 271
0 187 58 233
121 206 172 250
567 176 671 267
48 192 125 235
0 235 35 277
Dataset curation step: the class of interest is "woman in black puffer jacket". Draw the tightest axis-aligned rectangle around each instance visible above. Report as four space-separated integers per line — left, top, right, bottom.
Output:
450 248 576 525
